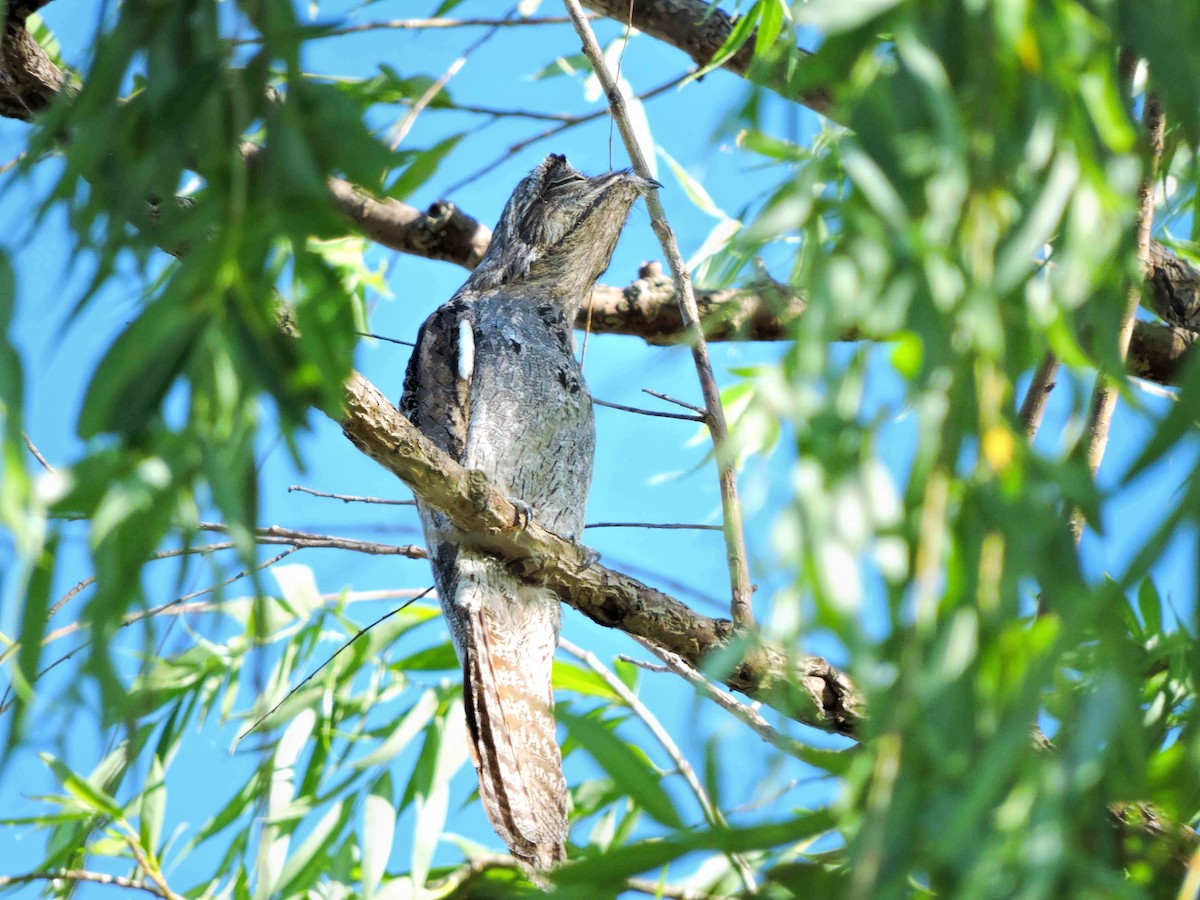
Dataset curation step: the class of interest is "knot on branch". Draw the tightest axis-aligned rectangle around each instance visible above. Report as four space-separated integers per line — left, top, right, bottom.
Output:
464 469 496 521
1148 241 1200 329
506 554 545 579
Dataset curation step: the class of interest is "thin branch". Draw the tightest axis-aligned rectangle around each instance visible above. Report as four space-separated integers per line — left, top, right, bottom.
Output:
48 542 238 617
0 870 168 898
238 586 434 740
558 638 758 894
358 330 415 347
593 396 706 422
320 15 586 38
1066 92 1165 545
642 388 708 416
0 150 28 175
631 638 819 761
626 877 735 900
437 102 577 122
197 522 427 558
586 521 722 531
135 587 437 622
22 431 54 472
106 588 435 627
442 71 689 195
1017 352 1061 443
288 484 416 506
41 547 301 647
389 16 509 148
618 654 670 673
48 526 422 619
123 835 184 900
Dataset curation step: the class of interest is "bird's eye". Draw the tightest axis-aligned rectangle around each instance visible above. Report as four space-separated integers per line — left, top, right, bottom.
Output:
545 174 585 194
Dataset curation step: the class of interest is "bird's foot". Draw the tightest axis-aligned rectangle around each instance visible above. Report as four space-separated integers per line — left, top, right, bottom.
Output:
506 496 536 530
562 532 600 572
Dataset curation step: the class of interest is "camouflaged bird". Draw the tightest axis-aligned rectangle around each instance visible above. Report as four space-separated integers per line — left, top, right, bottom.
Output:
399 154 655 869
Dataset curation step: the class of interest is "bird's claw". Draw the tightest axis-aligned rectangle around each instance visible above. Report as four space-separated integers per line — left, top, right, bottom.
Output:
563 533 600 571
507 497 536 530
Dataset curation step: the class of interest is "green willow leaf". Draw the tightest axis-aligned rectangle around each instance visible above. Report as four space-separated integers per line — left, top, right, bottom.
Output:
558 709 682 830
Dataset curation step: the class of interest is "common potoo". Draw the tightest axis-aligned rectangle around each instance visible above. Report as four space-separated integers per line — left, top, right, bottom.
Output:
399 154 655 869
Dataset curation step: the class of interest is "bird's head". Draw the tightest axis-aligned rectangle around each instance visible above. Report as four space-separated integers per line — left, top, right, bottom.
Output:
467 153 658 296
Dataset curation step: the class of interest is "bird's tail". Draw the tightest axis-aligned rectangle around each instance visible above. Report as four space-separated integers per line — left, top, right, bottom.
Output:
461 602 568 870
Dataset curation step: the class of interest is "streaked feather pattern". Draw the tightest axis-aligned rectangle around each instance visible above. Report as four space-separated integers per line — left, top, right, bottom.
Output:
399 154 654 869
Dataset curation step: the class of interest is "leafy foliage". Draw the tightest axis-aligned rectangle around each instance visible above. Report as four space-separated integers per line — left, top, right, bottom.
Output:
1 0 1199 898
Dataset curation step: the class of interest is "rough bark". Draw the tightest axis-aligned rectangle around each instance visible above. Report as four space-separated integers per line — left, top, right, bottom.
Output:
1 8 1196 385
324 178 1198 383
581 0 833 114
340 369 862 736
0 1 65 121
327 179 492 268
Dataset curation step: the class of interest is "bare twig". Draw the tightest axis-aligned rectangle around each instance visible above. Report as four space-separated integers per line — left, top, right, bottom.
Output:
526 19 767 632
442 72 688 195
625 877 734 900
593 397 706 422
2 545 303 714
586 521 722 531
133 587 437 621
21 431 54 472
357 330 415 347
0 151 28 176
47 542 239 617
288 484 416 506
48 525 422 619
0 870 168 898
618 653 670 673
238 586 434 740
424 853 722 899
1017 352 1061 443
41 547 301 647
642 388 708 416
558 638 758 893
124 836 184 900
197 522 427 558
1066 92 1165 545
320 15 585 38
389 16 509 148
631 638 816 761
403 99 578 122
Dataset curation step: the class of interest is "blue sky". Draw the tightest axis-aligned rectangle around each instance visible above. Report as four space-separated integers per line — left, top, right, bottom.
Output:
0 0 1197 895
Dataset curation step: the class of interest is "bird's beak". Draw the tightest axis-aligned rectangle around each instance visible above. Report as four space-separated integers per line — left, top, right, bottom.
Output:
627 172 662 192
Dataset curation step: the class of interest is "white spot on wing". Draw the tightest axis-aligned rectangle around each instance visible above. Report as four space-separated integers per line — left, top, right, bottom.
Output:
457 318 475 382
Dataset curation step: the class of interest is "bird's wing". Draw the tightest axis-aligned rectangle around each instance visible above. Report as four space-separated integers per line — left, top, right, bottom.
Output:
399 297 474 460
400 296 568 869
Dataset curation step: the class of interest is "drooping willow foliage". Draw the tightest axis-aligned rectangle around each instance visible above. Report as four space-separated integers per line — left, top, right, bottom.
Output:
1 1 1199 897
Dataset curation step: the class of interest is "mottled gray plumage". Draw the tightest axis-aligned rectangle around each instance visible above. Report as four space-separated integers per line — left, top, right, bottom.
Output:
400 154 654 869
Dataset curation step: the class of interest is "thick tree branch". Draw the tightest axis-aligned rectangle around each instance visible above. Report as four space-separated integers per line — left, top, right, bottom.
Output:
581 0 832 114
325 178 1197 382
338 370 862 737
2 10 1196 385
0 1 65 120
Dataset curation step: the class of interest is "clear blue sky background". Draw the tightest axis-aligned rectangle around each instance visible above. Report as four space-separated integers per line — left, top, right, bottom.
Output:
0 1 1196 895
